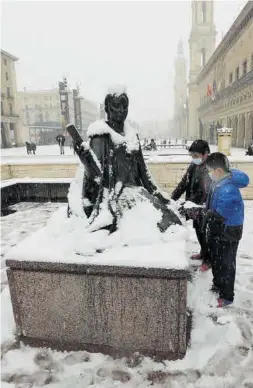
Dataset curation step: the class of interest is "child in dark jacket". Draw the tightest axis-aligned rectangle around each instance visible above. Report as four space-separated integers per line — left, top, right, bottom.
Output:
171 140 212 271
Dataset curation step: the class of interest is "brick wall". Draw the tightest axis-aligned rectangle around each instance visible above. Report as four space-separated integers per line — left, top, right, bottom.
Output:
1 161 253 199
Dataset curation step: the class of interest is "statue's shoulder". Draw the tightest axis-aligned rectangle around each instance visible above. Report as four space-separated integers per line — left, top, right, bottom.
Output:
87 120 111 139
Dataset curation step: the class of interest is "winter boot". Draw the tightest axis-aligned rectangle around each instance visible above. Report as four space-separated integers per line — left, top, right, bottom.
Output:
199 263 211 272
190 253 202 260
217 298 233 308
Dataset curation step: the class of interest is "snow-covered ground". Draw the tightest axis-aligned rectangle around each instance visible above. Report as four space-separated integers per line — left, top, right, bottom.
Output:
1 144 252 165
1 202 253 387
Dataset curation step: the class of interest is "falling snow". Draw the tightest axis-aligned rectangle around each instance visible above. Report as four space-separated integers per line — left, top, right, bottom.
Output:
1 201 253 387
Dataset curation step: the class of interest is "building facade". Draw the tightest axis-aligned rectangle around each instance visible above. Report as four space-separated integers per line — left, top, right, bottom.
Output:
18 89 62 127
18 87 98 144
173 40 188 139
188 0 216 140
197 1 253 147
1 50 27 147
80 98 98 139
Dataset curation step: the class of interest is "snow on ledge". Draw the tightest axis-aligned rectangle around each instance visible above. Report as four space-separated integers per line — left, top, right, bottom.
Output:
0 156 78 166
217 127 233 133
1 177 73 188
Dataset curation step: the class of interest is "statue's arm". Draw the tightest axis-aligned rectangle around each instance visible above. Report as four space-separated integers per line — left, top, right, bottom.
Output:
74 135 106 179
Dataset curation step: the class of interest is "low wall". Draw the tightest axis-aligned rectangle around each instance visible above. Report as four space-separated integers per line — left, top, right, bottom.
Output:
1 160 253 199
1 182 69 209
7 260 190 360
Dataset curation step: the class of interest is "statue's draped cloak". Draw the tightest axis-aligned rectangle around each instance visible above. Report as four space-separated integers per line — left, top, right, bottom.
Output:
68 120 181 232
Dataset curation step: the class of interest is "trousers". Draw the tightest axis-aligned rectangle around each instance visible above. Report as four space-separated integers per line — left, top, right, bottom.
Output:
208 236 239 301
193 218 210 264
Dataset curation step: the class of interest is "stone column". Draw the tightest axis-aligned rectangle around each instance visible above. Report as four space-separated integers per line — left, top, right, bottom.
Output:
217 127 233 156
3 123 13 148
14 121 27 147
245 112 253 146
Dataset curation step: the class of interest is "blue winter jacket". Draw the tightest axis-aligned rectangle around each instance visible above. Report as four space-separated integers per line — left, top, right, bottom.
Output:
206 169 249 226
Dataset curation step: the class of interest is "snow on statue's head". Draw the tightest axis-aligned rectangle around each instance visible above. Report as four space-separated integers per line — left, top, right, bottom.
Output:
104 84 129 126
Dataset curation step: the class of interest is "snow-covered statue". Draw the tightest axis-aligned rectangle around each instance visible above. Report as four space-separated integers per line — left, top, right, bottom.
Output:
67 86 181 234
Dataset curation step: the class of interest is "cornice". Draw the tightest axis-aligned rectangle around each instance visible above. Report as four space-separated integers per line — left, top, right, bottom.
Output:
197 1 253 83
1 49 19 62
198 70 253 115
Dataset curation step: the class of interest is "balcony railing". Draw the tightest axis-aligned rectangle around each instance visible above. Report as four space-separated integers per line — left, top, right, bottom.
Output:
199 69 253 110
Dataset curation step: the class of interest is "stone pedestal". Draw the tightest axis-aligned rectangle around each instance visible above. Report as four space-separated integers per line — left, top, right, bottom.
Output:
217 127 233 156
7 259 190 360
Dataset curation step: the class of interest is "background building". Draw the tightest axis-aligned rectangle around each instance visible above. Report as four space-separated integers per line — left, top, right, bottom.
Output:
18 86 98 144
197 1 253 147
139 119 173 140
80 97 99 140
18 88 61 127
188 0 216 140
18 88 62 145
1 50 27 148
173 40 188 139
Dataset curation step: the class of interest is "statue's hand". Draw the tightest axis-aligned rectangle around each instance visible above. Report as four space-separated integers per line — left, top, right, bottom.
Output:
155 192 170 205
73 142 89 162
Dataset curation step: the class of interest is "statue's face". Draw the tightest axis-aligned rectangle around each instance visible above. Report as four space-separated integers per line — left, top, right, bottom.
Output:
107 94 128 125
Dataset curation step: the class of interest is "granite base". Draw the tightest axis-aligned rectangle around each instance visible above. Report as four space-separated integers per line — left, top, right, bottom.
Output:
7 259 190 360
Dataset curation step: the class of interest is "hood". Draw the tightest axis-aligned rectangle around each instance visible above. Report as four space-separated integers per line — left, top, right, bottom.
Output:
219 168 249 188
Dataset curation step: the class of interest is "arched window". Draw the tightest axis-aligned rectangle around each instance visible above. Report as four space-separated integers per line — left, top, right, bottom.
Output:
202 1 206 23
201 48 206 67
194 2 198 24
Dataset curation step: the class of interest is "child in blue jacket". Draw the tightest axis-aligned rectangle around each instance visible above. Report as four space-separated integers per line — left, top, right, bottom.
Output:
204 152 249 307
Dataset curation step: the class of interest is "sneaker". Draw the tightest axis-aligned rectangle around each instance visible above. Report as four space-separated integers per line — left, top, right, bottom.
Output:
210 284 220 293
199 263 210 272
217 298 233 308
190 253 202 260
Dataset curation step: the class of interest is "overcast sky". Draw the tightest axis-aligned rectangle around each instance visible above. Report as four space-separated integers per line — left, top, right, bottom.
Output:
2 0 248 121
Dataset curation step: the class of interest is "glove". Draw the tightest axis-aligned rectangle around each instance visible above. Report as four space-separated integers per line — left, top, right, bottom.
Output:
178 205 187 217
178 205 202 220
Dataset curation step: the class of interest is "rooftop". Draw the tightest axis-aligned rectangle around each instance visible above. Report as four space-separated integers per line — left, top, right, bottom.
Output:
1 49 19 62
197 1 253 83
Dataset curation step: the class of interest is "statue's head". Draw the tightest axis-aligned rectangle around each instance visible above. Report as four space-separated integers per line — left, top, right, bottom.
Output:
104 91 129 127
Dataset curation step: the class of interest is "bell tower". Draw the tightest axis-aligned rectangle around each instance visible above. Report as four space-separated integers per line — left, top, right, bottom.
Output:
188 0 216 139
173 40 187 139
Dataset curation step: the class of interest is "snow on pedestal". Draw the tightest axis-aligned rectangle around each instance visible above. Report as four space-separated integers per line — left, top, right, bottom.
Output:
6 203 190 360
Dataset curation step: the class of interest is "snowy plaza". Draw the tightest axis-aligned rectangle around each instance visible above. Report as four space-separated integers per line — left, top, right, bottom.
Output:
2 0 253 385
1 199 253 387
0 141 253 387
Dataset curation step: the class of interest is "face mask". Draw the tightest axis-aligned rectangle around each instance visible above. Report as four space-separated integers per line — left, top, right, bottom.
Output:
192 158 203 165
208 172 217 181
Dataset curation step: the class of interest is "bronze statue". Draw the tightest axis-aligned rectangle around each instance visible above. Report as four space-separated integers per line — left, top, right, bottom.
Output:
67 89 182 233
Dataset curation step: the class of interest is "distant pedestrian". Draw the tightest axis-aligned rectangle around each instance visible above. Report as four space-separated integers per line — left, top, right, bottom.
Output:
245 144 253 156
56 134 66 155
150 139 157 151
25 141 36 155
